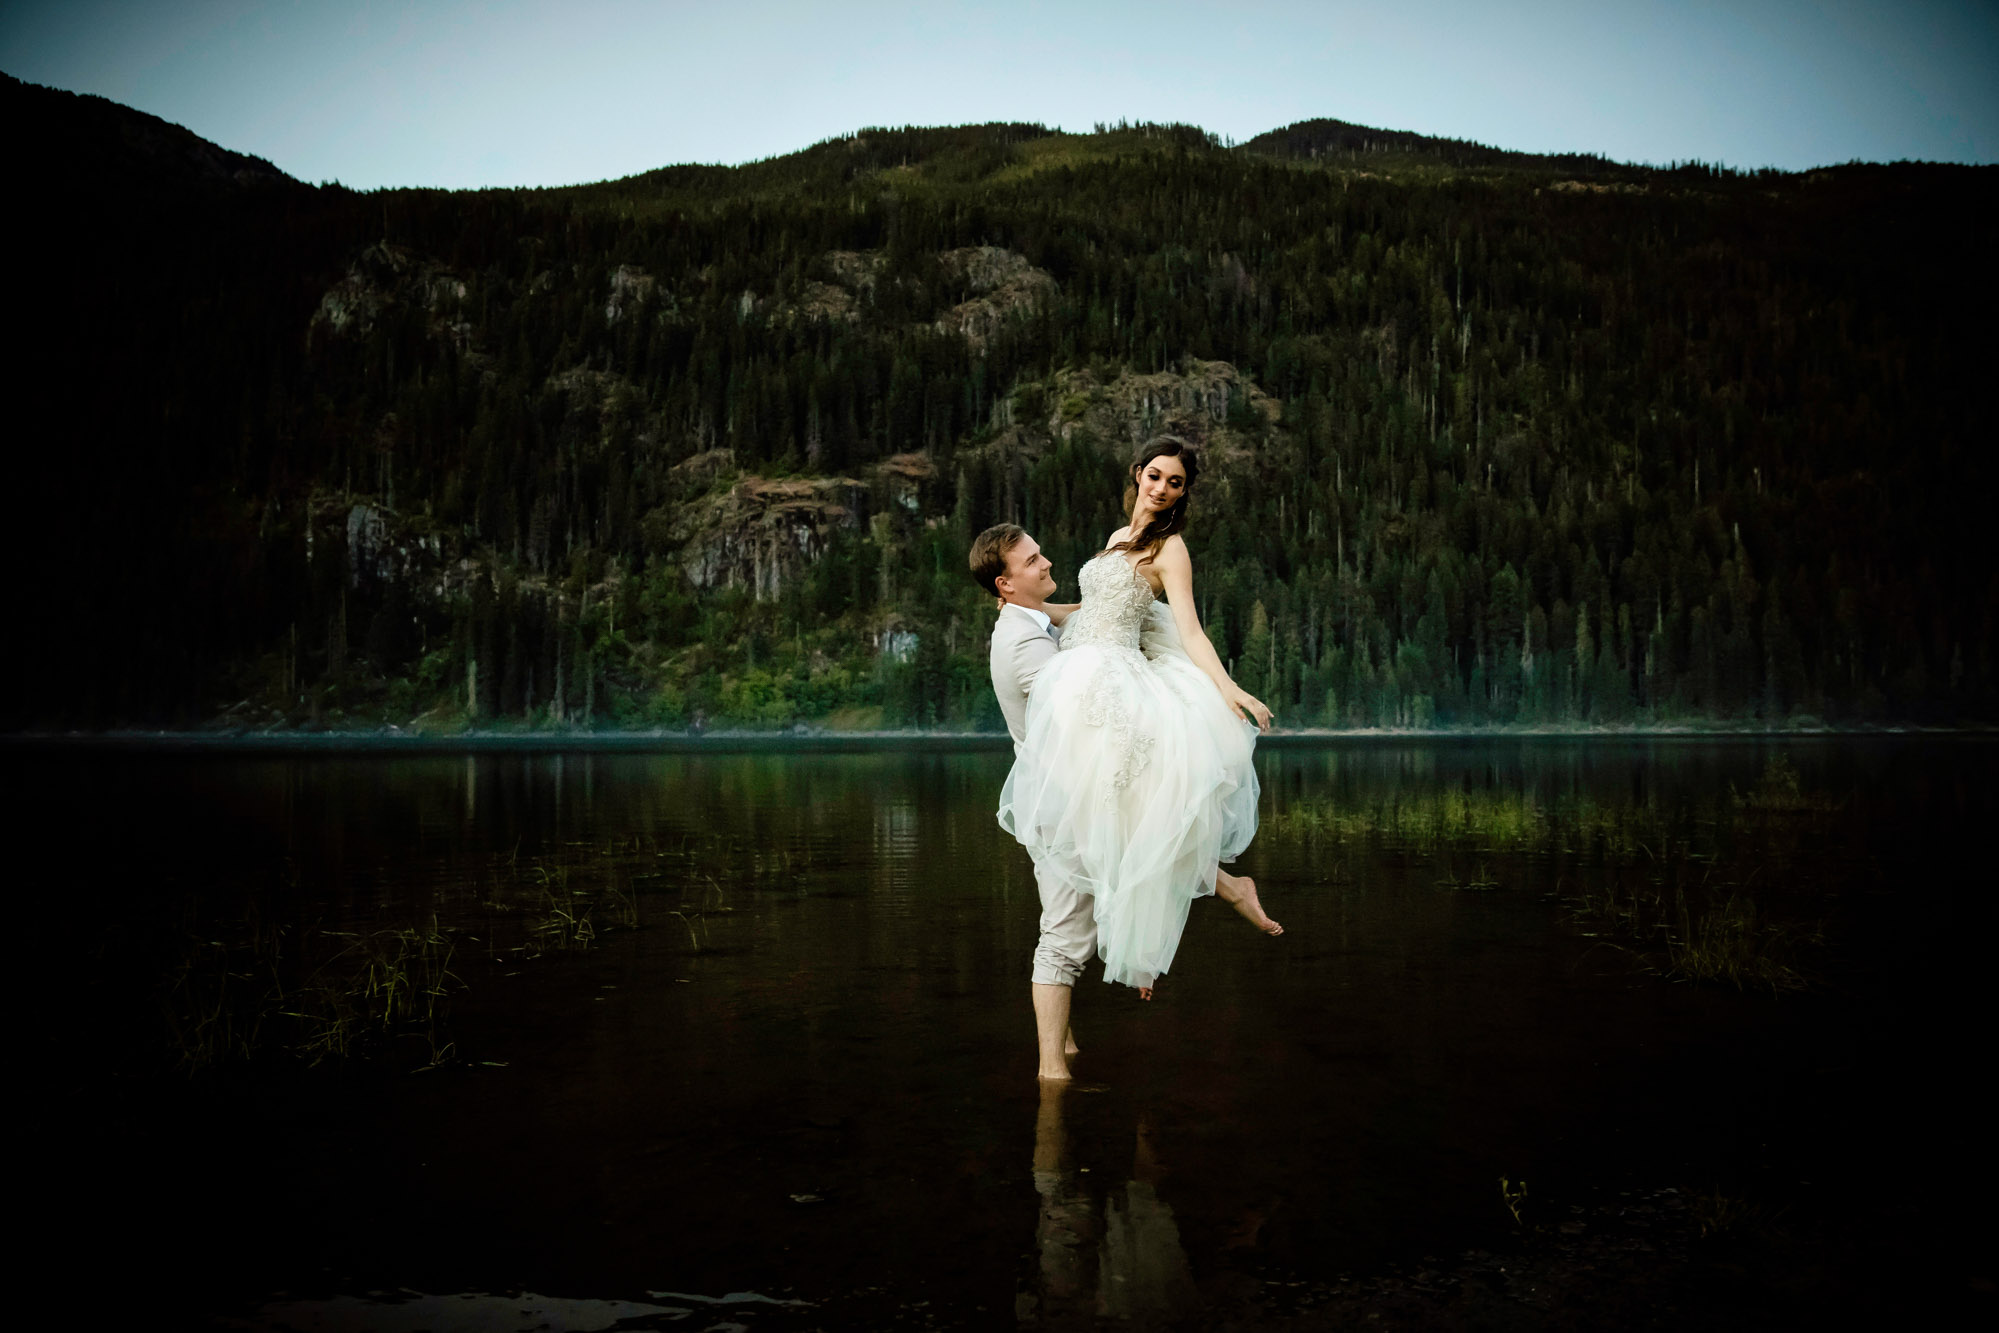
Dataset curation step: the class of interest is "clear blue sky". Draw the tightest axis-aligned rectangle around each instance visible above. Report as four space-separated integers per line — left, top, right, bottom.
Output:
3 0 1993 188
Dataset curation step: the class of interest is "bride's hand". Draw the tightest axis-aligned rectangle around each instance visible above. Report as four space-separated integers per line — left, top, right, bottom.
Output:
1227 684 1272 732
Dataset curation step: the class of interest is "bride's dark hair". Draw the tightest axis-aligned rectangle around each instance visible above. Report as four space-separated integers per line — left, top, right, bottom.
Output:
1107 435 1200 568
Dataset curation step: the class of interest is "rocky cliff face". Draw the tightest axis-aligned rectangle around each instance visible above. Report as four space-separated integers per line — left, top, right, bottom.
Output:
729 246 1058 341
305 492 452 594
312 242 477 353
638 452 938 598
822 250 885 294
958 358 1281 497
604 264 658 323
659 469 870 599
1040 358 1278 455
933 246 1056 346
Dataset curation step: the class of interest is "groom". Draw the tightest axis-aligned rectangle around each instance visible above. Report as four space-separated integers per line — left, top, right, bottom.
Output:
971 522 1091 1080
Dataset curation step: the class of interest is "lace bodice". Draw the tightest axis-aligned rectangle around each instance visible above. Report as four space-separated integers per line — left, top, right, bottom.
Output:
1060 552 1157 653
1057 553 1161 799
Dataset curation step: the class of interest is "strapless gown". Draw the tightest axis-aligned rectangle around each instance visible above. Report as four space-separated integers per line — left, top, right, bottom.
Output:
998 551 1260 989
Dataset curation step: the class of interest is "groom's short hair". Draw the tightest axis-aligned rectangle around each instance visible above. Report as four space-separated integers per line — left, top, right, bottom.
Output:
969 523 1027 597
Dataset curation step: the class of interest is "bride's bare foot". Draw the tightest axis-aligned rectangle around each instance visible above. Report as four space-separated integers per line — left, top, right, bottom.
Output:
1137 985 1153 1001
1216 870 1284 936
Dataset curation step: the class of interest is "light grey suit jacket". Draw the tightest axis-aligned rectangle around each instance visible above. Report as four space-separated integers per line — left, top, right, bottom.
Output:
989 603 1058 747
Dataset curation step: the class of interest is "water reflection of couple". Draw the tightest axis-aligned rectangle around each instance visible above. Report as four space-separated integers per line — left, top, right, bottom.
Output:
974 436 1284 1080
1023 1080 1197 1326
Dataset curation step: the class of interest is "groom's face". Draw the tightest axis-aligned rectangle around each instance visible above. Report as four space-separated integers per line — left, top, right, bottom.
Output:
999 535 1057 604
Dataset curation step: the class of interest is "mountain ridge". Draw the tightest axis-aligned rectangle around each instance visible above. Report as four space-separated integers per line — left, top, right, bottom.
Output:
4 70 295 195
20 68 1976 203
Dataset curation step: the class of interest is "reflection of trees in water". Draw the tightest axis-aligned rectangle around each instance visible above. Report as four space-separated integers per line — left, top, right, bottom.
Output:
1025 1082 1197 1326
1259 747 1853 854
1260 749 1853 993
1263 782 1669 856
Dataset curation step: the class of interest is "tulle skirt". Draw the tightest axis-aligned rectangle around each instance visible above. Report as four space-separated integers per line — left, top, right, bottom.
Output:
998 606 1260 989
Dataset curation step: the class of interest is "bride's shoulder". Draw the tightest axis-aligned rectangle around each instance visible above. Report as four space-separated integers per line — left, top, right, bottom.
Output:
1104 525 1132 547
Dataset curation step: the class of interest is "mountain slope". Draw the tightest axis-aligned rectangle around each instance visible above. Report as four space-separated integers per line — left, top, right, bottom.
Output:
5 71 295 197
1240 117 1640 176
11 76 1996 730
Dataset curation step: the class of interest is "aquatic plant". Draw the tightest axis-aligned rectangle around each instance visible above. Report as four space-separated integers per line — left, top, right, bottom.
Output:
163 929 282 1074
1686 1185 1784 1240
507 856 649 957
527 867 599 954
1564 866 1818 994
165 914 464 1073
285 917 463 1066
1499 1177 1529 1229
1434 858 1499 890
1730 755 1840 814
1662 888 1819 993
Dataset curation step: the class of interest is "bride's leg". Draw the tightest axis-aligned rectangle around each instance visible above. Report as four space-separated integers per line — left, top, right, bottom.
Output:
1215 867 1283 936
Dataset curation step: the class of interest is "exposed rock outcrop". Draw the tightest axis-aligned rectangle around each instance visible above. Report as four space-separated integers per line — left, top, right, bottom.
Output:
940 359 1281 536
312 243 473 350
345 504 391 587
755 280 860 328
1039 358 1278 458
659 474 870 600
934 246 1055 346
665 448 738 493
750 246 1053 340
822 250 886 295
939 245 1043 293
301 492 445 593
790 280 858 323
604 264 657 323
877 452 935 512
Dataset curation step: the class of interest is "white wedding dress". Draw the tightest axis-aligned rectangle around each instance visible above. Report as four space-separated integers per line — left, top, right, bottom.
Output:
998 551 1260 989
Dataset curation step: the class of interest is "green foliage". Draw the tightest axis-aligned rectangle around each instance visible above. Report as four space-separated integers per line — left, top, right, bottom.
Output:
12 70 1997 729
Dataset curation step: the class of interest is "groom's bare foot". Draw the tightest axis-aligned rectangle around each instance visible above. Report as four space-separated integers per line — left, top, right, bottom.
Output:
1038 1060 1072 1080
1065 1028 1080 1057
1216 870 1284 935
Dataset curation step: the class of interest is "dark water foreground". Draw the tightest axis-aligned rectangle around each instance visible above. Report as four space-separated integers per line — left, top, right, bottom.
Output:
20 739 1994 1329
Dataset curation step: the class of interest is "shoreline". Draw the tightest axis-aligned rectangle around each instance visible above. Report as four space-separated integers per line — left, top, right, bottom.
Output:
3 722 1992 754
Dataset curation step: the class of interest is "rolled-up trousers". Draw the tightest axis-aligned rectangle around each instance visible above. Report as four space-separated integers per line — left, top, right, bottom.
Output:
1030 856 1097 986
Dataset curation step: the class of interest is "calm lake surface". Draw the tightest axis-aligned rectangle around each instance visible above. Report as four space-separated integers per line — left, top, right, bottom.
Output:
22 738 1992 1328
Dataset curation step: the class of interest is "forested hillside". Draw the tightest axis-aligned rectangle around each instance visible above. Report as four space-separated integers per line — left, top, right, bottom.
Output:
11 75 1995 731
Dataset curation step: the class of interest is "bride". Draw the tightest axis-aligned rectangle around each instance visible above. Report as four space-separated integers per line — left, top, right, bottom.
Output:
999 436 1281 999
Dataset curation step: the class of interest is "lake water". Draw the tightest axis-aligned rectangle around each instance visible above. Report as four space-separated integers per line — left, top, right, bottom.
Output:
20 738 1991 1328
